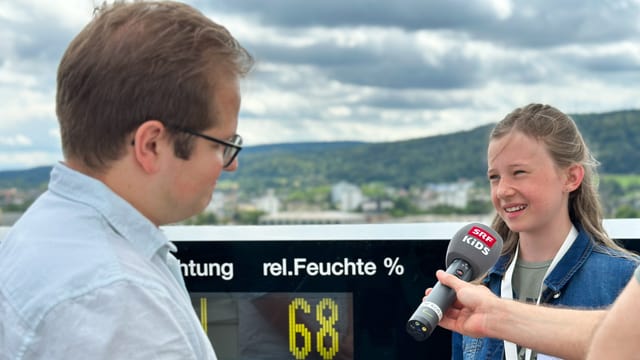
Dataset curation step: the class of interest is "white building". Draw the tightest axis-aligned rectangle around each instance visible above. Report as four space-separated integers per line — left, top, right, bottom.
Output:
418 180 474 210
259 211 366 225
253 189 281 215
331 181 364 212
205 192 227 217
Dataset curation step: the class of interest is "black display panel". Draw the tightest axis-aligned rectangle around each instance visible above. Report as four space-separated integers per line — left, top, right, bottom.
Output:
167 220 640 360
175 239 451 359
191 292 353 360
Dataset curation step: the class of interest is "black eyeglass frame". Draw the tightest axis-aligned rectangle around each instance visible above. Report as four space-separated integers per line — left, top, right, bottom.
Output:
178 128 243 168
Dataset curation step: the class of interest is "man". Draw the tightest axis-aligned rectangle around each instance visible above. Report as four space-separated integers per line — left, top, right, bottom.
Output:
0 1 253 359
433 265 640 359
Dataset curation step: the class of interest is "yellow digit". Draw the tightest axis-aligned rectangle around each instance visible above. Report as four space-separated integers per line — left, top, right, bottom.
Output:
200 297 208 333
289 298 312 359
316 298 339 360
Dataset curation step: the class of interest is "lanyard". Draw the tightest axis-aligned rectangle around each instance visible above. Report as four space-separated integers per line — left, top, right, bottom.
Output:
501 226 578 360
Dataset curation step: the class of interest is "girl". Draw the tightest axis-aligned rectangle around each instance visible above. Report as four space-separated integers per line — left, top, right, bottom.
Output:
452 104 639 360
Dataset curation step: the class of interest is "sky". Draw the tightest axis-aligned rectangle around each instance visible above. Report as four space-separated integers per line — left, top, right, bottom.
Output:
1 0 639 171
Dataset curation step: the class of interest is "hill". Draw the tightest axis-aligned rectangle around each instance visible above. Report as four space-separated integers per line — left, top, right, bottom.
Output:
222 109 640 193
570 110 640 174
223 124 494 193
0 166 52 190
1 109 639 192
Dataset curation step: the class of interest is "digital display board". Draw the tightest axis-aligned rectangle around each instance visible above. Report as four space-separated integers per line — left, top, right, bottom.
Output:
165 220 640 359
169 223 459 359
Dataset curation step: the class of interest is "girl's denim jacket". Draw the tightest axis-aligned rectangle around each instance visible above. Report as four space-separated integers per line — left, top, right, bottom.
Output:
452 225 640 360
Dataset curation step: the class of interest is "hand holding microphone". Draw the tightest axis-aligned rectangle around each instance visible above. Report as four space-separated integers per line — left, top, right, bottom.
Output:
406 223 504 341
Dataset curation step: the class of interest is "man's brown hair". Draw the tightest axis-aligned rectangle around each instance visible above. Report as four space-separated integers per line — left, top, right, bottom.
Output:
56 0 254 170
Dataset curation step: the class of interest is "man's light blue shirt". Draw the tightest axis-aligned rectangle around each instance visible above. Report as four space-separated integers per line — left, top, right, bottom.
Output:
0 163 217 359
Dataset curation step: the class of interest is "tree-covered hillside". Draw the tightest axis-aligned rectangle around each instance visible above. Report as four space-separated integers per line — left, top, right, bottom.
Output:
2 109 639 194
572 110 640 174
222 109 640 194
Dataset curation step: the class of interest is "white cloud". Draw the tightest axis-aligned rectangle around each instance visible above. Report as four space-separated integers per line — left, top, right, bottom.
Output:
0 151 60 170
9 0 95 29
0 0 639 170
0 85 55 128
0 135 32 146
48 127 60 139
0 2 31 22
487 0 514 20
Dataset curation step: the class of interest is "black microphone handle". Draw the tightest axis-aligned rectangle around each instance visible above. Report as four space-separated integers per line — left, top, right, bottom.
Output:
406 258 473 341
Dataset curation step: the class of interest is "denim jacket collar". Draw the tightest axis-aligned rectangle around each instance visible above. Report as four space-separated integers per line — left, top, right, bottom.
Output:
484 224 593 301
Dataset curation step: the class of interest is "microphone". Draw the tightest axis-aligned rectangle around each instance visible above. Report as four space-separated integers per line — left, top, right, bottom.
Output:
406 222 503 341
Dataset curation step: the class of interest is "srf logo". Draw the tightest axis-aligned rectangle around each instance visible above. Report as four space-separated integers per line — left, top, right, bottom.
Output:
468 226 497 248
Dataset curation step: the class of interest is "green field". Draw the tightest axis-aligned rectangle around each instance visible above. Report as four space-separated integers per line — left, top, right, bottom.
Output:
601 174 640 190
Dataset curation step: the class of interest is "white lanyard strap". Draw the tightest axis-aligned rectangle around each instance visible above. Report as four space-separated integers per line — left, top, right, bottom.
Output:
501 226 578 360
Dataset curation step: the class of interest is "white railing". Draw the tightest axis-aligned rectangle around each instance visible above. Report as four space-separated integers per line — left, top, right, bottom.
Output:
1 218 639 242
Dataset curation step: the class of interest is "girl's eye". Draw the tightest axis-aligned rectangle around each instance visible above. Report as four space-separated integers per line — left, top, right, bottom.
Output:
488 174 499 182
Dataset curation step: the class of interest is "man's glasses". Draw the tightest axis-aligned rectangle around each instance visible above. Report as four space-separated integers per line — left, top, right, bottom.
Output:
179 128 243 168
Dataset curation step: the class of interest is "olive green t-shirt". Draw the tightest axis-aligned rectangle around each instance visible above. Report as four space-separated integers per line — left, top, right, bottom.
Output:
512 258 552 360
513 259 552 303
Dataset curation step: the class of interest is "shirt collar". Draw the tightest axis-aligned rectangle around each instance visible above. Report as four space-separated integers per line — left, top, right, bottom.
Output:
485 224 592 290
48 162 175 259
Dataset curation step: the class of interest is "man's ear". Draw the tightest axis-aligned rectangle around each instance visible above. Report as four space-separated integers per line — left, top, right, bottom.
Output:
132 120 168 174
564 163 585 193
